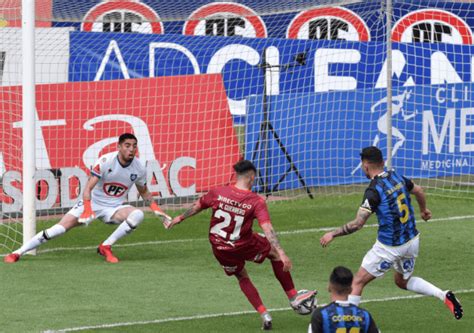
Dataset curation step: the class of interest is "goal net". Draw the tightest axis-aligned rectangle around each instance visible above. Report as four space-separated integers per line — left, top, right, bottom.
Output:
1 0 473 254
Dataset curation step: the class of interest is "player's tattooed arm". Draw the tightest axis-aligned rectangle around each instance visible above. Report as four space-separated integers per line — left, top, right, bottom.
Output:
165 201 203 228
261 223 283 250
331 208 371 237
320 208 371 247
180 201 203 221
261 222 292 271
260 223 293 272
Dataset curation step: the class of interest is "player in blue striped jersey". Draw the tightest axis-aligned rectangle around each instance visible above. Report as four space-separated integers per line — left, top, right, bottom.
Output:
320 146 463 320
309 266 378 333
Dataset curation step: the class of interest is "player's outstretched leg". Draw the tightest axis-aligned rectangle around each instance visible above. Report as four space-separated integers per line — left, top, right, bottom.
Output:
4 224 66 263
396 274 463 319
98 209 144 263
235 269 271 330
269 257 317 311
444 291 463 320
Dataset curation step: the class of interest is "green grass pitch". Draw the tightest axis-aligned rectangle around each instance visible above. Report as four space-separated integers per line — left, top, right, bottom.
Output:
1 194 473 332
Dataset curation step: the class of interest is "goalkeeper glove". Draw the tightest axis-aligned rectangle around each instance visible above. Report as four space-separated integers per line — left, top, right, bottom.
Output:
78 200 95 226
150 201 171 226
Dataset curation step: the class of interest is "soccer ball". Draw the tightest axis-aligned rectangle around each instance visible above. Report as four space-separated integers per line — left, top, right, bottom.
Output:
293 290 317 315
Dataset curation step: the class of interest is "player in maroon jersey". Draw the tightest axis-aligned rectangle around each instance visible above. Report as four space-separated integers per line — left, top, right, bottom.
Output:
164 160 316 330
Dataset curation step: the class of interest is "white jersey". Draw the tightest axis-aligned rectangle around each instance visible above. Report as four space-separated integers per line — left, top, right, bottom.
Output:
90 152 146 207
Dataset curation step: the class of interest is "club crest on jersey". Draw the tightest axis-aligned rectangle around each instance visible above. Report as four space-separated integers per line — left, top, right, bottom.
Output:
103 182 128 197
130 174 137 181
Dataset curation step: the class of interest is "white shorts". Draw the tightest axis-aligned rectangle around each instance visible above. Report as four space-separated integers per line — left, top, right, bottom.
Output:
361 235 419 280
67 200 132 224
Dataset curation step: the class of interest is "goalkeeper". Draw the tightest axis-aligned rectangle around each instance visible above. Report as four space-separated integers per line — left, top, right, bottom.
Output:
4 133 170 264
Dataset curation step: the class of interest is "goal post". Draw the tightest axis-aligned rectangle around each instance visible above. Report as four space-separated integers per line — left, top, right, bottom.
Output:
22 0 36 252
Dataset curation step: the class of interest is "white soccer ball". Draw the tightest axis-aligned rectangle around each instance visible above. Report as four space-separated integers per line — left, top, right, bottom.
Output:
293 290 317 315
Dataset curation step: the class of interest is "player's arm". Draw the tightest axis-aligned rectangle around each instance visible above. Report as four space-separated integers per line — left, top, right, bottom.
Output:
164 200 204 230
320 187 379 247
260 222 292 271
136 184 171 224
78 175 100 224
320 208 371 247
409 181 432 221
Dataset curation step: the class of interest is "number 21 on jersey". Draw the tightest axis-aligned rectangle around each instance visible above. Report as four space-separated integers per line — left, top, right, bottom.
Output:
210 209 244 241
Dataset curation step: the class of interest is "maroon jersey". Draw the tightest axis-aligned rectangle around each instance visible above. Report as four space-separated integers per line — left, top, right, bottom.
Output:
199 185 271 249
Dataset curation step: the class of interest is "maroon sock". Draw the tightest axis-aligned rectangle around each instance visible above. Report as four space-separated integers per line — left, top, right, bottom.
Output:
271 260 297 298
239 277 266 313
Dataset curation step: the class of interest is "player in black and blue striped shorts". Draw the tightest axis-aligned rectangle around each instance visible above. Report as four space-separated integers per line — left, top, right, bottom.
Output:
309 266 378 333
320 147 463 321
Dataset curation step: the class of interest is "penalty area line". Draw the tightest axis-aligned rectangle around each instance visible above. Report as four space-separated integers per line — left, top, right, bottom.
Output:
43 288 474 332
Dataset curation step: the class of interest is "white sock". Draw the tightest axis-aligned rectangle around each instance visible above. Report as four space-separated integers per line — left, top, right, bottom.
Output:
14 224 66 256
102 210 144 246
348 295 361 306
406 276 446 301
102 221 133 246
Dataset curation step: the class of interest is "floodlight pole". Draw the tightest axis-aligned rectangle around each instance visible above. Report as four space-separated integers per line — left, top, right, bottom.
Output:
22 0 36 252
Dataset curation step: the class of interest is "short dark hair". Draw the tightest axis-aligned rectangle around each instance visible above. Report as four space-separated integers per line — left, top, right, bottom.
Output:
118 133 137 144
233 160 257 175
360 146 384 164
330 266 353 295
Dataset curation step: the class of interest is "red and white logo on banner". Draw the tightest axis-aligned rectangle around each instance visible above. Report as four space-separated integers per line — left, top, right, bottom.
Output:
287 7 370 41
183 2 267 38
81 1 163 34
0 75 241 195
392 9 473 44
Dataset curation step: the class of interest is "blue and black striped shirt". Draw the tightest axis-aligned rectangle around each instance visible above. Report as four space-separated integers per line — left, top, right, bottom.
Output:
360 170 419 246
309 301 378 333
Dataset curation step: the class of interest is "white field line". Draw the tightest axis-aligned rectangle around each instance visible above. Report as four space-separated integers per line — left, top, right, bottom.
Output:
43 288 474 332
32 214 474 254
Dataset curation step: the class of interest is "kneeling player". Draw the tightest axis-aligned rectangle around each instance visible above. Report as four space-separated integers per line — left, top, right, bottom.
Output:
164 160 316 330
4 133 170 264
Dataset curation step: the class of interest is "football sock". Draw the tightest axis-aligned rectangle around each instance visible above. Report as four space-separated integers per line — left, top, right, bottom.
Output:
406 276 446 301
239 277 266 314
271 260 297 298
102 222 132 246
14 224 66 256
348 295 362 306
103 210 144 246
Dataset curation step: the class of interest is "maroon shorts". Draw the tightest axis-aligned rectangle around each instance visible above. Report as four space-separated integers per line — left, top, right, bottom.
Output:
211 233 271 276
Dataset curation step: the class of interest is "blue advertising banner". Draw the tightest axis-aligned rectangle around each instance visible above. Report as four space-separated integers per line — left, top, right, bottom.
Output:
53 1 474 43
245 83 474 190
69 32 474 122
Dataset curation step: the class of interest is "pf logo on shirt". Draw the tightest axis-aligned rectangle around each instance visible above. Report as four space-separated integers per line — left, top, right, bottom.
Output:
103 182 129 197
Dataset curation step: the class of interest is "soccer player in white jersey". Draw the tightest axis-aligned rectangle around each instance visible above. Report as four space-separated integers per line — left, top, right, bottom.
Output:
4 133 170 264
